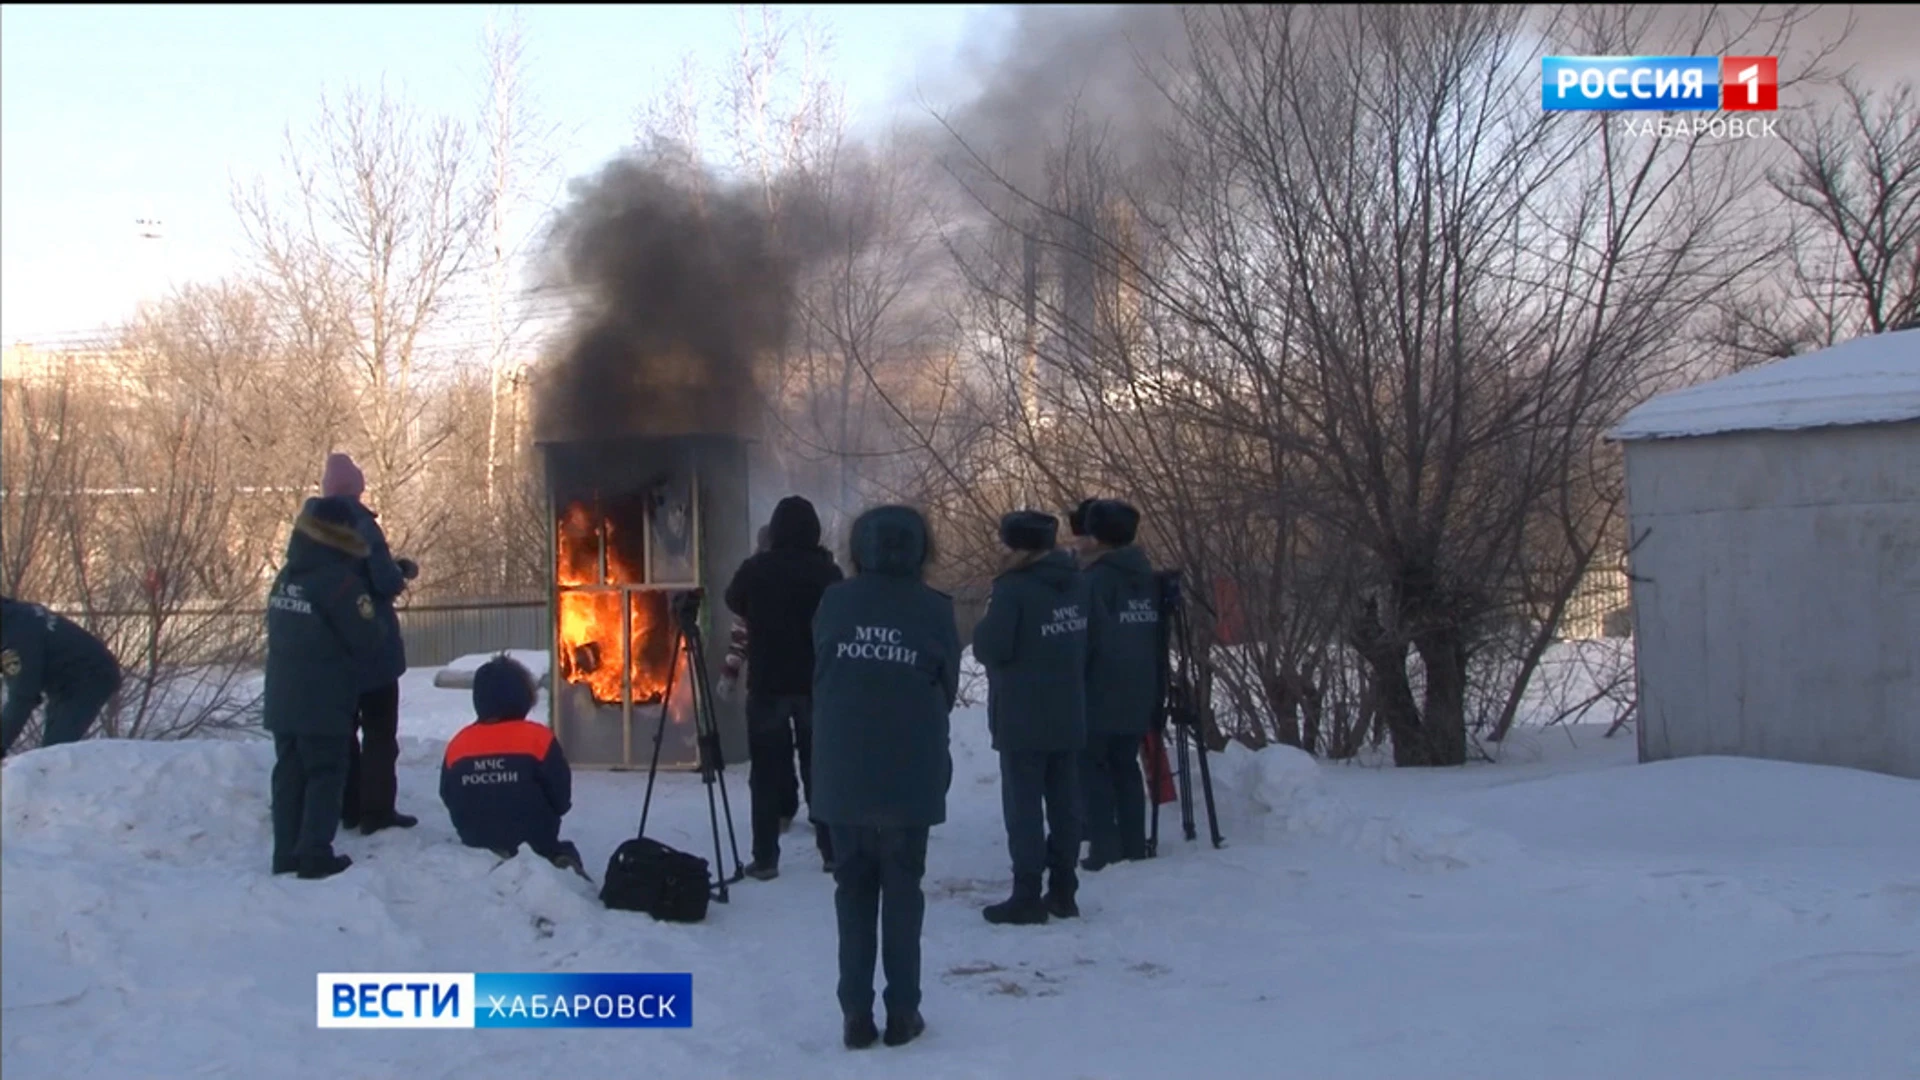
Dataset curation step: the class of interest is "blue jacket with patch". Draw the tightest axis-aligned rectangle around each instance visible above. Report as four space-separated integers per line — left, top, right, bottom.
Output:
439 717 572 857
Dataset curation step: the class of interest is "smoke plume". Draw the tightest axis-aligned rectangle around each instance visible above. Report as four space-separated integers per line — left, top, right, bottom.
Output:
531 143 829 443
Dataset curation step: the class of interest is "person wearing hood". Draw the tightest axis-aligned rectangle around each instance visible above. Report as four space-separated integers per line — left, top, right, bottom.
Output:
1 596 122 758
1078 500 1159 869
315 453 421 836
972 510 1092 925
440 654 582 875
263 496 387 879
810 504 959 1050
724 495 846 878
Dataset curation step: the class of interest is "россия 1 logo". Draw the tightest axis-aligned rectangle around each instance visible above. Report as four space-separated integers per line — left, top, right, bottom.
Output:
1541 55 1779 138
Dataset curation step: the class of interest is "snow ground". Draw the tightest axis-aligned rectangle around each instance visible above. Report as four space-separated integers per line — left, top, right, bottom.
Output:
4 655 1919 1080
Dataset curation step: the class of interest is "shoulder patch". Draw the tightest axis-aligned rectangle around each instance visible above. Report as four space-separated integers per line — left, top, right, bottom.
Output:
1 647 19 678
356 594 375 620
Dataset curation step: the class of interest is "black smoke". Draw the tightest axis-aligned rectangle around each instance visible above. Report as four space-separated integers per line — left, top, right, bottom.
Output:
532 142 830 442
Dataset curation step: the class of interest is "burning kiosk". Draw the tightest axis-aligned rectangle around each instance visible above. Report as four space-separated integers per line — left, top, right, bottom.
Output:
540 435 752 771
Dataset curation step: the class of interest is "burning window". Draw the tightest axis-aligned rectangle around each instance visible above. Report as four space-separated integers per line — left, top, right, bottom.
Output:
554 492 692 708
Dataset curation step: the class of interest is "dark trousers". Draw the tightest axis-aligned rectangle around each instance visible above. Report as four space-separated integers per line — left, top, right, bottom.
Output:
3 673 119 753
828 824 929 1019
999 750 1083 893
747 693 830 865
342 682 400 825
1081 732 1149 863
272 733 350 868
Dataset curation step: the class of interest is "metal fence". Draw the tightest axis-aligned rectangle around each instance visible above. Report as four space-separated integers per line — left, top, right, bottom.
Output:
394 598 547 667
43 597 550 671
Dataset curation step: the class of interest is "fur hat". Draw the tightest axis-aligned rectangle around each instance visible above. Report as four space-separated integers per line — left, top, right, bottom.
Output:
305 495 359 527
472 654 538 722
1086 499 1140 547
1067 498 1099 537
998 510 1058 552
321 453 365 500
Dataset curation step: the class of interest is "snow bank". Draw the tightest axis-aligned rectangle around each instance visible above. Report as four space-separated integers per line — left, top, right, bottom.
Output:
8 656 1920 1079
1612 328 1920 441
1211 743 1525 871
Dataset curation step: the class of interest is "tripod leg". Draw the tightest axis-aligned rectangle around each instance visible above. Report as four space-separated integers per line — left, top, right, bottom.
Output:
685 625 746 884
1175 724 1197 841
637 629 685 839
1193 728 1225 849
1146 734 1162 858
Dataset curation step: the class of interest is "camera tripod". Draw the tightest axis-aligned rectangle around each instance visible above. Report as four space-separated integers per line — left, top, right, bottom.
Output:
636 588 748 901
1147 569 1224 856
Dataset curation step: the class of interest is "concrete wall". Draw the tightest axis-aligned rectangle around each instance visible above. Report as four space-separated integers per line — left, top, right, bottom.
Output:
1624 420 1920 779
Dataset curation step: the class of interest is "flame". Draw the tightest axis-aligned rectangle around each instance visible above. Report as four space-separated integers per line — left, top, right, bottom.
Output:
554 499 686 712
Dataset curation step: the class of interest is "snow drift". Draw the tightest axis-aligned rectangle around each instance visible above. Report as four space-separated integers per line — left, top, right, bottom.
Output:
5 653 1919 1080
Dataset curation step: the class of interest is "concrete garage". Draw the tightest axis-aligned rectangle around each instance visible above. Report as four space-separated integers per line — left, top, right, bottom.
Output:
1612 328 1920 780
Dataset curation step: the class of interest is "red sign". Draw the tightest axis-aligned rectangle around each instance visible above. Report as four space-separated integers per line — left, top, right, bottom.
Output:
1721 56 1778 112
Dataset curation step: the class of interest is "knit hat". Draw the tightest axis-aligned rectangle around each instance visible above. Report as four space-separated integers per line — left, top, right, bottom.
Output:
998 510 1058 552
1067 498 1098 537
472 655 538 721
321 453 365 500
1086 499 1140 547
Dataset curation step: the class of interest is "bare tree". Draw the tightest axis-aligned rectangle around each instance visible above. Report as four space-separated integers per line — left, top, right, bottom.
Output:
1 357 99 601
235 82 490 564
479 7 562 522
943 3 1822 766
1771 77 1920 338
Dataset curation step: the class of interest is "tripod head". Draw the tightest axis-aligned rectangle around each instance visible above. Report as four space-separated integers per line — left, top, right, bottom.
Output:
669 588 705 625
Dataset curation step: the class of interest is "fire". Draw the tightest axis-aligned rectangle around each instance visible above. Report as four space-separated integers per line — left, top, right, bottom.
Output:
556 499 643 585
554 499 686 710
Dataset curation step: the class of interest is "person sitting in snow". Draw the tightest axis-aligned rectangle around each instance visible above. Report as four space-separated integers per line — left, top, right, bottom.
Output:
439 654 582 874
1 595 123 759
263 496 387 880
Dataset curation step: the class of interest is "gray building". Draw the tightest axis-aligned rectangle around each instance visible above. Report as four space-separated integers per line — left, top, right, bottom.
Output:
1612 329 1920 780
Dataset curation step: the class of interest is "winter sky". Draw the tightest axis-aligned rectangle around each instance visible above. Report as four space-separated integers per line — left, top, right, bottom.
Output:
2 4 1913 352
0 3 999 349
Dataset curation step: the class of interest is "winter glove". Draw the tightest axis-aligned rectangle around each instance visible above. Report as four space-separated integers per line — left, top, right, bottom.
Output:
396 558 420 582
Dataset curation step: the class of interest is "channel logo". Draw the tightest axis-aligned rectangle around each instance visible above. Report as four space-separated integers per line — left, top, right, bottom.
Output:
1542 56 1778 112
316 972 692 1029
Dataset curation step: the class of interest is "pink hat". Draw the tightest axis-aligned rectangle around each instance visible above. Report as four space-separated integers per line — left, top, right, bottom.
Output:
321 453 365 500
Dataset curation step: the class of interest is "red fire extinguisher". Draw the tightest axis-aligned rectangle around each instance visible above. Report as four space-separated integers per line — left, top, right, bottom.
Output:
1142 732 1177 805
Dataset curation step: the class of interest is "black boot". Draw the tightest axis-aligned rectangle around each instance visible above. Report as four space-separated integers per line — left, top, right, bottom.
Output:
883 1010 926 1047
983 874 1049 925
296 852 353 880
843 1013 880 1050
1044 883 1079 920
744 860 779 881
360 812 418 836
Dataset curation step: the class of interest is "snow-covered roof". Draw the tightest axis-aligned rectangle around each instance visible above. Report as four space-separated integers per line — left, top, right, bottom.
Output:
1611 329 1920 441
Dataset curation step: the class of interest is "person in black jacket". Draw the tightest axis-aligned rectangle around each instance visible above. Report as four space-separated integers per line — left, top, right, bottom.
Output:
264 496 386 879
1078 500 1159 869
724 495 845 878
319 452 422 836
440 654 581 873
971 510 1092 925
1 597 122 757
811 505 959 1050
